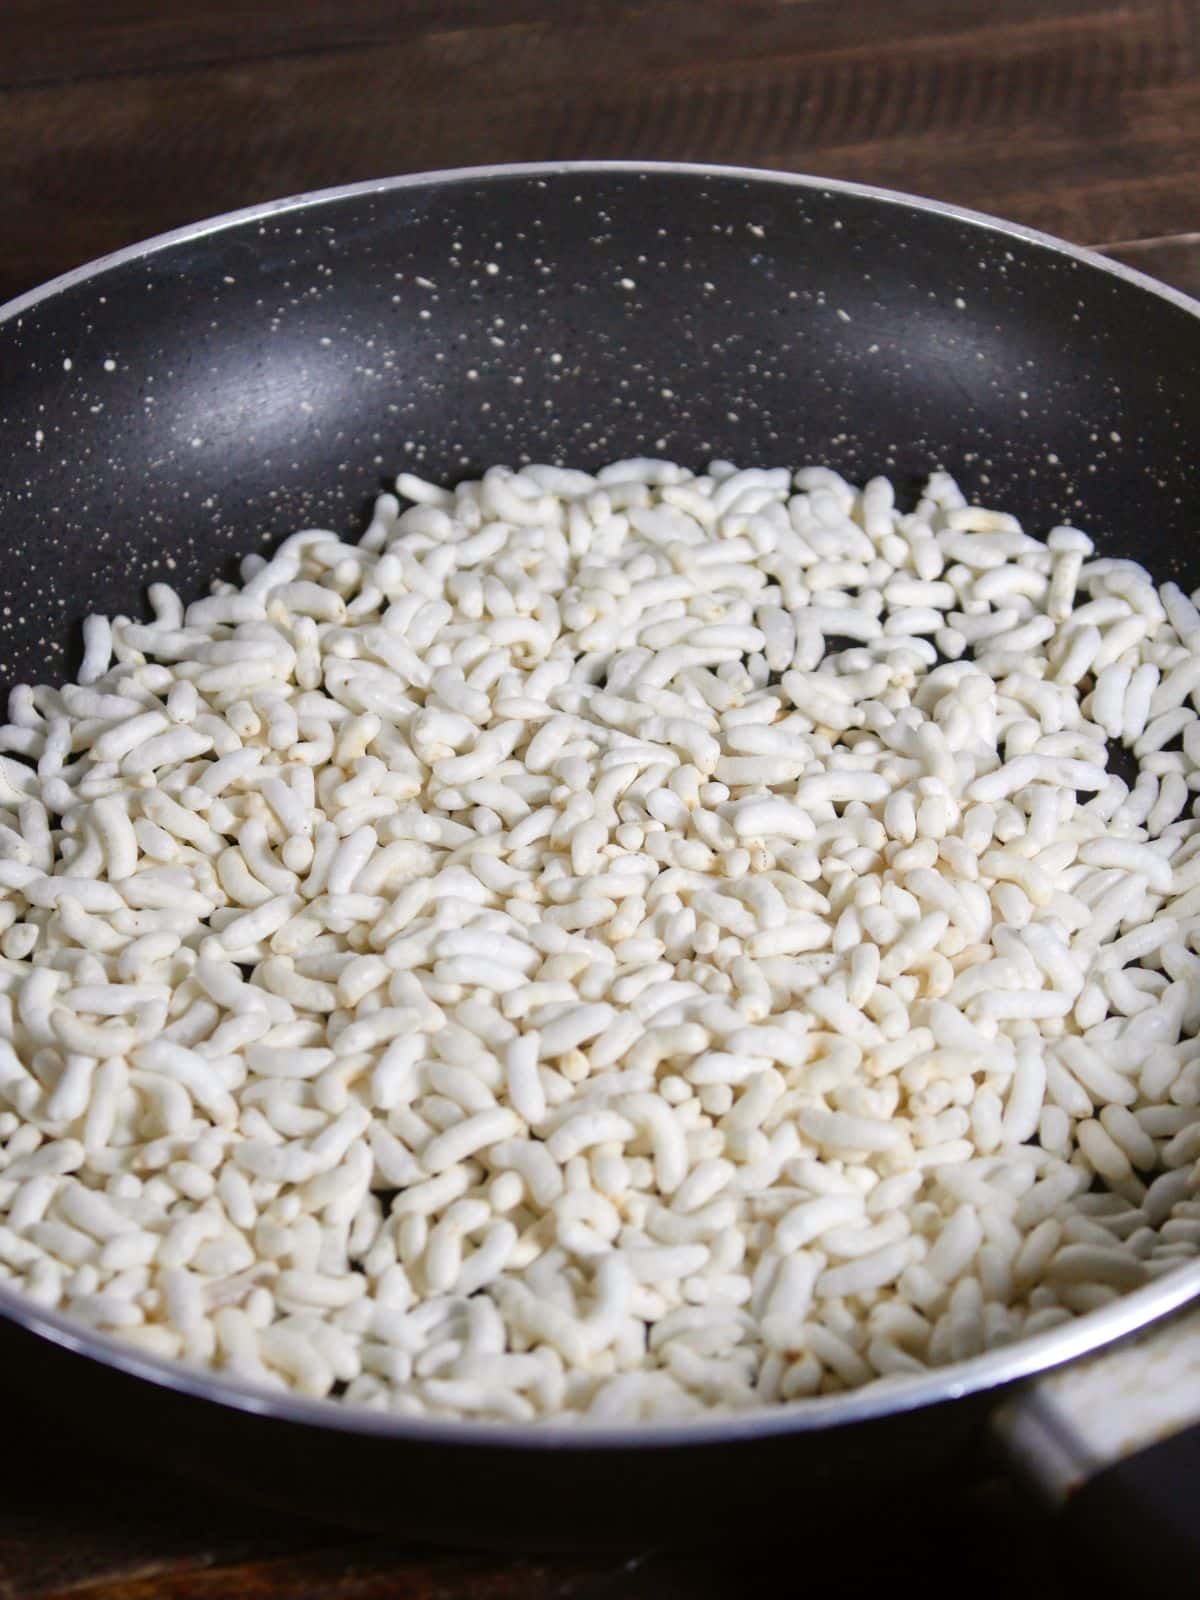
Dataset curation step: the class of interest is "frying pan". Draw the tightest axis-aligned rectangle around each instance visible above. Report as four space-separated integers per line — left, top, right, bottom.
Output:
1 162 1199 1579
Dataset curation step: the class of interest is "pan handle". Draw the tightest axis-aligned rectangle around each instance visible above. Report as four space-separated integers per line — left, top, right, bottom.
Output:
992 1302 1200 1590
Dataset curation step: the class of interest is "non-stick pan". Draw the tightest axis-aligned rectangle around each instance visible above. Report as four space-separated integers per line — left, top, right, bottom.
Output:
1 163 1199 1580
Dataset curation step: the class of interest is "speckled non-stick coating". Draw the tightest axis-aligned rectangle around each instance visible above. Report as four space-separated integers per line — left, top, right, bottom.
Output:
2 163 1200 1543
2 165 1198 694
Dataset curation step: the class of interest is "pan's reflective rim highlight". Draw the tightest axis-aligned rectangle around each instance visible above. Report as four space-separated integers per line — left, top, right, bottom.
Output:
1 160 1199 1448
4 159 1200 330
2 1262 1198 1448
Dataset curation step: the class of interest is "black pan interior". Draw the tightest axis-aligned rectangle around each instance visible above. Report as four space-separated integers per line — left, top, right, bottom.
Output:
2 163 1200 1543
2 164 1199 695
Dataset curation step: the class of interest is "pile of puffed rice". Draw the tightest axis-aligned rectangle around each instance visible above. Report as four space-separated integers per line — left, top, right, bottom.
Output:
0 457 1198 1423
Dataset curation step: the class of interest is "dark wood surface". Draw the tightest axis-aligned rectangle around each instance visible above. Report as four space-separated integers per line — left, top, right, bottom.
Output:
3 1 1198 1595
3 0 1200 306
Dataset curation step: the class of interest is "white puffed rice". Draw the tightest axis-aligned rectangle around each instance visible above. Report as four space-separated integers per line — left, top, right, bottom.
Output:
0 457 1199 1423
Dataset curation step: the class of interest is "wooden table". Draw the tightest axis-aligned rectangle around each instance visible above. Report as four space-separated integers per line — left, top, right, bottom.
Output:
2 1 1197 1594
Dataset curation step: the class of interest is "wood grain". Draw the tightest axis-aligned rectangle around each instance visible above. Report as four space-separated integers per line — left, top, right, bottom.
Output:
1 2 1196 1594
3 0 1180 89
1100 233 1200 299
2 0 1199 302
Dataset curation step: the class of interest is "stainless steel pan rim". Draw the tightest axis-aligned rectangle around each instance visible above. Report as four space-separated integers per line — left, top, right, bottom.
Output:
2 159 1199 1451
3 159 1200 331
2 1261 1198 1449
